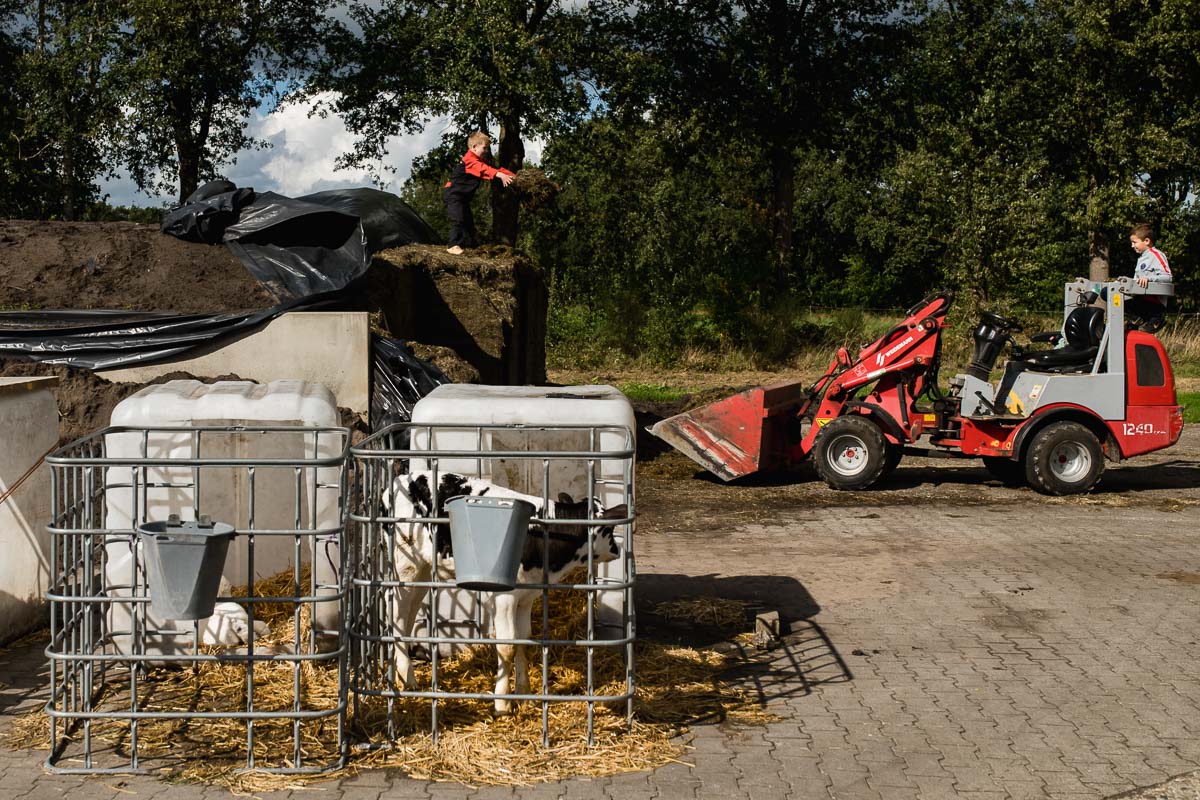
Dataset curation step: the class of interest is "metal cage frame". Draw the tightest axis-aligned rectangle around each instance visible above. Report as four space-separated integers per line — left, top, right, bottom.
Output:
44 424 350 775
348 422 636 747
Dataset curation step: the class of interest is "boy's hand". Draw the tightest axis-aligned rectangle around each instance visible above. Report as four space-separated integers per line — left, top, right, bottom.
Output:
498 172 515 187
1136 276 1149 288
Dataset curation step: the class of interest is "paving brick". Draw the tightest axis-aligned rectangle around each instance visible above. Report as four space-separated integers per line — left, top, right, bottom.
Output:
822 771 880 799
900 753 950 779
908 775 959 800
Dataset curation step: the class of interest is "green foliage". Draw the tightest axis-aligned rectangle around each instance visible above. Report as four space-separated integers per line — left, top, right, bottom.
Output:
618 382 691 402
3 0 1200 368
1 0 120 219
1178 392 1200 424
83 202 164 223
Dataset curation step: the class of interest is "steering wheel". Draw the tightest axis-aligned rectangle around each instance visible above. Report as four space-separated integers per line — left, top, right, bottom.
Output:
980 311 1023 333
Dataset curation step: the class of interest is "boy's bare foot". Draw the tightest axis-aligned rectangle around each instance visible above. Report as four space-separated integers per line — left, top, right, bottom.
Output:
446 245 465 255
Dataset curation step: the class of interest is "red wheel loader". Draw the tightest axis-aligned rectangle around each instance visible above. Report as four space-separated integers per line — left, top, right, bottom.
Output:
648 278 1183 495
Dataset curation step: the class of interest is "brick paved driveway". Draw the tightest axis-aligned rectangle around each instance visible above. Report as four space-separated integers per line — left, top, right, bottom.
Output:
3 432 1199 799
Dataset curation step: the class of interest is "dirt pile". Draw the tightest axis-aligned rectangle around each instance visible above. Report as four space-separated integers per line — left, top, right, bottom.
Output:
0 360 370 446
0 361 249 444
0 220 271 313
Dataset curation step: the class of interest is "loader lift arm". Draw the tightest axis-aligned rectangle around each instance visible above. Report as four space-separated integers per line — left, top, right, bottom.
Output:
648 293 953 481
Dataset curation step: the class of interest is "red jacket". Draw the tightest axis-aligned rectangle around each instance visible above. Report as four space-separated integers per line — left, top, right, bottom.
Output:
443 151 515 198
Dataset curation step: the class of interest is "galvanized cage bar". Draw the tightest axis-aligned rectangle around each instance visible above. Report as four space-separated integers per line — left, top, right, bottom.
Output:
44 425 351 775
348 422 636 747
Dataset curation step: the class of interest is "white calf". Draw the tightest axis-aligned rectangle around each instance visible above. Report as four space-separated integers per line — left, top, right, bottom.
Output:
382 471 626 713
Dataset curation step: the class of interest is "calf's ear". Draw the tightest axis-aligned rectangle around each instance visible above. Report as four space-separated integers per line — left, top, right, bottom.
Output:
557 492 574 504
601 504 628 520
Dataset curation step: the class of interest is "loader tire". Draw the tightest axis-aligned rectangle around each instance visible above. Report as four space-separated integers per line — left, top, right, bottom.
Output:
814 416 888 490
1024 421 1104 496
982 456 1025 487
880 443 904 479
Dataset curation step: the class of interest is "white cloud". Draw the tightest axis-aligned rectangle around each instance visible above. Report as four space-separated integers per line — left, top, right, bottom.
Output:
100 94 457 206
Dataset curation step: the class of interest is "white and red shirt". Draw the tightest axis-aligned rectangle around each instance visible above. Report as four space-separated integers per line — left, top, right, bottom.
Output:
443 151 515 198
1136 247 1172 284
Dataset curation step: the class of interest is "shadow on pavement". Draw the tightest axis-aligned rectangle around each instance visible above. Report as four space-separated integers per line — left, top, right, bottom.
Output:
0 626 50 718
636 573 851 711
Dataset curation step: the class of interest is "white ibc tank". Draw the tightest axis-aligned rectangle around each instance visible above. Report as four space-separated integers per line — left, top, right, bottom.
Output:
104 380 343 656
409 384 635 646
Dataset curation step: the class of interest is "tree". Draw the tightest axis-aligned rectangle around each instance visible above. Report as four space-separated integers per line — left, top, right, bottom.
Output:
308 0 594 244
116 0 334 202
593 0 901 279
1038 0 1200 280
3 0 121 219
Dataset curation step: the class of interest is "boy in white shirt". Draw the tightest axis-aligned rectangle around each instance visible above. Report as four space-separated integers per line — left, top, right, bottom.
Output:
1127 223 1171 329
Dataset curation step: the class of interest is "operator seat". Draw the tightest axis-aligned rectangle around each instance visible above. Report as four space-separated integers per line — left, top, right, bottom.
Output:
1019 305 1105 371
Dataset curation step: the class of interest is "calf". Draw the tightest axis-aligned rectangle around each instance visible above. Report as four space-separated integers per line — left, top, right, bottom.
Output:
382 471 627 713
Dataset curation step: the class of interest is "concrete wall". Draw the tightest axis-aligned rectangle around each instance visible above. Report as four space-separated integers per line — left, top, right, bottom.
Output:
0 377 59 645
99 312 370 414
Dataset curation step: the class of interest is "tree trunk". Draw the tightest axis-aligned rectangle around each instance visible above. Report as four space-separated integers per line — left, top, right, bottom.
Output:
492 114 524 246
769 140 795 276
1085 174 1109 280
1088 230 1110 282
176 137 200 203
61 142 76 221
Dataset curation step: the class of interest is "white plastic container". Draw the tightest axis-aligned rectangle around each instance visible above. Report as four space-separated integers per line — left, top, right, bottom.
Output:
0 377 59 644
409 384 636 647
104 380 343 655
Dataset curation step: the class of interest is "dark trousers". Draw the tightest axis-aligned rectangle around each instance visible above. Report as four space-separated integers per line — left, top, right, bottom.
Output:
444 191 475 248
1125 296 1166 331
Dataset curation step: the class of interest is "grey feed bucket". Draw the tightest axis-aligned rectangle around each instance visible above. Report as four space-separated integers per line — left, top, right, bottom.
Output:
446 495 535 591
138 514 235 620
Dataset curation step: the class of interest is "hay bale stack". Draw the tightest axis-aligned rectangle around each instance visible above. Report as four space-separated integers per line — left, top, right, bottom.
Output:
367 244 547 386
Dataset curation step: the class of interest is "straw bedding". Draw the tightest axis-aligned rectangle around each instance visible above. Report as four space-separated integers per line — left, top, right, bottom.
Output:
3 571 772 792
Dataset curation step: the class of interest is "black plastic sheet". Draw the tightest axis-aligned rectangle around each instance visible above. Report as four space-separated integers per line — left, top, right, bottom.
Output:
300 187 442 253
0 291 349 370
160 179 257 244
160 183 439 301
371 335 448 429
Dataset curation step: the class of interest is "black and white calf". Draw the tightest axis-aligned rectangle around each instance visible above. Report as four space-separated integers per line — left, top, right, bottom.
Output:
383 471 627 713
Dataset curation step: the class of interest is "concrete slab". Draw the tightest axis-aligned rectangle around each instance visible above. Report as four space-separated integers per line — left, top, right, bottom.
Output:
0 377 59 645
99 312 370 414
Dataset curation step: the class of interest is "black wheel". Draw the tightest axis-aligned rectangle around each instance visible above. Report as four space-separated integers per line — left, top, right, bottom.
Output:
813 416 889 490
1024 421 1105 495
880 442 904 479
982 456 1025 486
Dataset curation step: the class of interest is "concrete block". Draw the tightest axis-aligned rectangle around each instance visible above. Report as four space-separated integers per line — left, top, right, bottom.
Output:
100 312 370 414
0 377 59 644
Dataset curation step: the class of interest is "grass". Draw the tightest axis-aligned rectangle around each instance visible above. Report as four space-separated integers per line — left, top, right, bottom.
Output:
618 382 693 402
550 303 1200 386
1178 392 1200 423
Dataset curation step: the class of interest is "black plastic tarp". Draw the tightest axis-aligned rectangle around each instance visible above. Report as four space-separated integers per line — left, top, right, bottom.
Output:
371 335 449 429
161 181 369 301
300 188 442 253
0 291 349 370
160 182 440 301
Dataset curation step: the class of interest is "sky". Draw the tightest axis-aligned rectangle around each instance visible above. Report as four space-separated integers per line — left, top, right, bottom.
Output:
100 92 545 207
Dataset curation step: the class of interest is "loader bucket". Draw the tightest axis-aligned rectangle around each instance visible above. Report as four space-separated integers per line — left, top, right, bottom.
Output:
647 381 810 481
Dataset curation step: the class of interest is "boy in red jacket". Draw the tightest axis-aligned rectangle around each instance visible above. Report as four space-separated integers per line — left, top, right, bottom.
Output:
443 131 515 255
